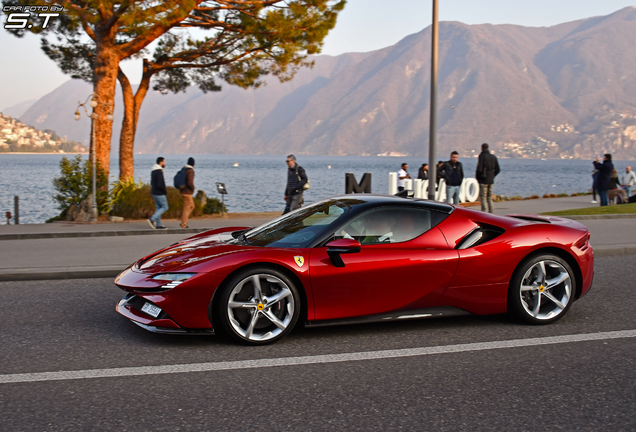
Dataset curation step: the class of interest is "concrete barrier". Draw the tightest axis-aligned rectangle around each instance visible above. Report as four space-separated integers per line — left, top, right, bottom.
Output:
390 173 479 203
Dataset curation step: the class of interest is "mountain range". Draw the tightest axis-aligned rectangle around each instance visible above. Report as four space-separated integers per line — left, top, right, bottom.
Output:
14 7 636 159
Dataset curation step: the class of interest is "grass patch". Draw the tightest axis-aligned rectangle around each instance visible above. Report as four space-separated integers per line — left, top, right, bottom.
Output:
543 203 636 216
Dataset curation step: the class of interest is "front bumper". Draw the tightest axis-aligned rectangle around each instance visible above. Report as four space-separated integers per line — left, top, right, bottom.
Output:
116 293 215 335
115 266 227 332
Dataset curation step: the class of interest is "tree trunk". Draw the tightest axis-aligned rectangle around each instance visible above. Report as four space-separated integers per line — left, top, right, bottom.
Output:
92 36 119 176
117 60 154 181
117 68 135 181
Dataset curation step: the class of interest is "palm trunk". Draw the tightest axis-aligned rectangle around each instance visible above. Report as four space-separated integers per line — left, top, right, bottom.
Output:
92 37 119 177
117 60 154 181
117 68 135 181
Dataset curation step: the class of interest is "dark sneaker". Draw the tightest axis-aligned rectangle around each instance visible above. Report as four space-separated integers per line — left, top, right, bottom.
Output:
147 219 156 229
181 225 189 229
156 225 168 230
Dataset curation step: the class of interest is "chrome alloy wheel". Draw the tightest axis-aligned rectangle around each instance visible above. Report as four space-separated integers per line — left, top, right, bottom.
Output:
226 274 295 342
519 259 572 320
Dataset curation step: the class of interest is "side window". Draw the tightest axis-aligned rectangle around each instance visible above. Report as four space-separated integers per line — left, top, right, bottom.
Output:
333 207 433 245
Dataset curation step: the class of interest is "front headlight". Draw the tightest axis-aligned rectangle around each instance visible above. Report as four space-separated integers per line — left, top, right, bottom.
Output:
152 273 197 282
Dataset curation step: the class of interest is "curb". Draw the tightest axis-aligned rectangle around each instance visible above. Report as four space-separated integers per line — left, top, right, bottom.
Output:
593 244 636 257
0 227 211 241
1 245 635 282
0 266 124 282
554 214 636 220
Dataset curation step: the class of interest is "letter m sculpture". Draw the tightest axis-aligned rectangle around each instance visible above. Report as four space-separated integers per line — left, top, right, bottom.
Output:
345 173 372 194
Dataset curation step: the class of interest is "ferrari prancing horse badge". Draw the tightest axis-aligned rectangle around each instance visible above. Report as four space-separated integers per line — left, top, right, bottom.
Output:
294 256 305 268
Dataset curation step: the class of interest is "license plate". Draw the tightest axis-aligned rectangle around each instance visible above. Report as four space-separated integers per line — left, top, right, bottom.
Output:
141 302 162 318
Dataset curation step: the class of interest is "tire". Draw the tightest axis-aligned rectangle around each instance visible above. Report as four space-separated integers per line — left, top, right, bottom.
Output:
215 268 300 345
508 254 575 325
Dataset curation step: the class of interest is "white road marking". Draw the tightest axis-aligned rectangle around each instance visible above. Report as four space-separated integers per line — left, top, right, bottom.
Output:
1 329 635 384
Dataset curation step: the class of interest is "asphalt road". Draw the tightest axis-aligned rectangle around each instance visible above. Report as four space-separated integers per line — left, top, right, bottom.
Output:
1 256 634 431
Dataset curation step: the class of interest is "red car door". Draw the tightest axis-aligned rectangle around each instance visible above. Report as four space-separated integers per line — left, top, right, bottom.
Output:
308 207 459 321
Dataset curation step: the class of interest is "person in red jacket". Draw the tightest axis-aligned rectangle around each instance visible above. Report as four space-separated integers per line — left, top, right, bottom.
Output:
180 157 196 228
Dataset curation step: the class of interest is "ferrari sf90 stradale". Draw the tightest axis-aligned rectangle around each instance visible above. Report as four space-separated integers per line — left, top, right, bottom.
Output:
115 195 593 344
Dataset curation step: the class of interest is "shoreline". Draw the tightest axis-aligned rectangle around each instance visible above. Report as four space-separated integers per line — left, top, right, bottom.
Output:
0 152 87 155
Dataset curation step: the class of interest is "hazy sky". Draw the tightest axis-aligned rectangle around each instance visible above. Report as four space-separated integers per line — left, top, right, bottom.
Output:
1 0 635 110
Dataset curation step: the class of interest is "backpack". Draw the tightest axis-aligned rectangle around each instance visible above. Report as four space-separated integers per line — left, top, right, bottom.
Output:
173 168 187 190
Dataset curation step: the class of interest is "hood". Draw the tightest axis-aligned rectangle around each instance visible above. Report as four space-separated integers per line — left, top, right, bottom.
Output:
151 164 163 171
134 226 258 274
184 164 194 170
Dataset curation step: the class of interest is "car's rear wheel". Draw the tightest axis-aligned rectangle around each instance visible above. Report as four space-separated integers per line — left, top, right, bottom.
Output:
508 254 575 324
216 268 300 345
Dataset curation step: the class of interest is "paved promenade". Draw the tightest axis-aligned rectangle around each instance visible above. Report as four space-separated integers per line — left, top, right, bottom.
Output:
0 195 633 281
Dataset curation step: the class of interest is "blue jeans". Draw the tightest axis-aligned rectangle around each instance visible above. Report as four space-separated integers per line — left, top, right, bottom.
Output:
627 186 633 199
446 185 460 204
598 190 608 206
151 194 169 225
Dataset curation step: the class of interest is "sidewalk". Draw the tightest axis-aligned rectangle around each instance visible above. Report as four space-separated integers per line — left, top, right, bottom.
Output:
0 196 633 281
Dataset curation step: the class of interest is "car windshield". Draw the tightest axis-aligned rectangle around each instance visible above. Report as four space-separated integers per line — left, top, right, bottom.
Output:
240 199 354 248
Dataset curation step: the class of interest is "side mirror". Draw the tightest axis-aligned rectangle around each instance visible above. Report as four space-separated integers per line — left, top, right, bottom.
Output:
326 238 361 268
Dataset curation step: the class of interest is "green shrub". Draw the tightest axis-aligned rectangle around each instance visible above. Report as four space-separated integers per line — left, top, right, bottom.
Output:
107 177 147 213
111 186 205 219
203 197 227 214
52 155 108 212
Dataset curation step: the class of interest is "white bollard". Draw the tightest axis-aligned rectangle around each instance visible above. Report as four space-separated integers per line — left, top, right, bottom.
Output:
388 172 398 195
404 178 413 193
414 179 423 198
436 179 446 202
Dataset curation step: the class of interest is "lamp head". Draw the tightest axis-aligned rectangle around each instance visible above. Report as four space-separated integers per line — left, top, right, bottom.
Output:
74 111 81 121
90 98 98 108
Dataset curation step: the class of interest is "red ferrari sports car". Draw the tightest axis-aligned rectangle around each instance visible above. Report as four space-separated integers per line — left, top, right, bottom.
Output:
115 195 594 345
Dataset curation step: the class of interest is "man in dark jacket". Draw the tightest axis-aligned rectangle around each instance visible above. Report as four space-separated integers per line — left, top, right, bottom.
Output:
284 154 308 214
181 157 196 228
148 157 168 229
593 153 614 206
476 143 500 213
417 163 428 181
440 151 464 204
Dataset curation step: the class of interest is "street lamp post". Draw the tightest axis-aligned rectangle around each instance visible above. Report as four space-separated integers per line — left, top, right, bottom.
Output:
74 94 113 222
427 0 439 201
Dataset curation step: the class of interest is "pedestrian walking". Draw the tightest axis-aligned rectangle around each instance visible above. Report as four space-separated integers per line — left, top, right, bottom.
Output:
441 151 464 205
591 168 599 204
148 157 169 229
417 163 429 180
593 154 613 207
476 143 500 213
283 154 308 214
397 163 411 192
177 157 196 228
622 166 636 198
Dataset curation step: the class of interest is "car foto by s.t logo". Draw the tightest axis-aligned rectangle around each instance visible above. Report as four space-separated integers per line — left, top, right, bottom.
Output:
3 4 63 30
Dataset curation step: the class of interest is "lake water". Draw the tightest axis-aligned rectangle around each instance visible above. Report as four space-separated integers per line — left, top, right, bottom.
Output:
1 153 633 224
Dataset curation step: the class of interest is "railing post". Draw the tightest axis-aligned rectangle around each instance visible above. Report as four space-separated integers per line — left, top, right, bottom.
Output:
14 196 19 225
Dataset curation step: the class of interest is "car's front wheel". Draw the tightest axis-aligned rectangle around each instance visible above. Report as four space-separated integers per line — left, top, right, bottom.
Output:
508 254 575 324
215 268 300 345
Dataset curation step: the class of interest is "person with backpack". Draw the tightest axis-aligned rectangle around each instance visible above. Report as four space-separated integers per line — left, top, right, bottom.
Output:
148 157 168 229
283 154 308 214
476 143 500 213
174 157 196 228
